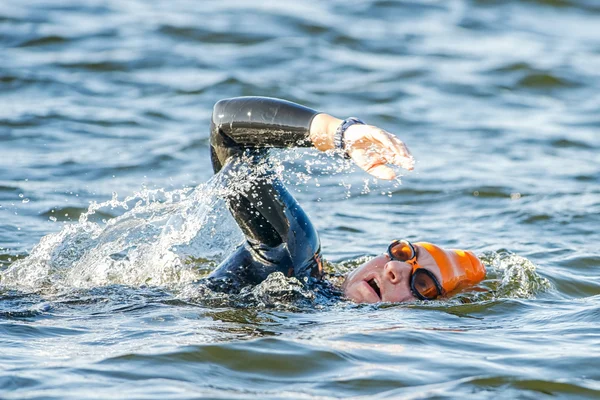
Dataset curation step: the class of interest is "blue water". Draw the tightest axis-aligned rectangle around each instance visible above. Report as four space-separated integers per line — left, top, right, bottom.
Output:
1 0 599 398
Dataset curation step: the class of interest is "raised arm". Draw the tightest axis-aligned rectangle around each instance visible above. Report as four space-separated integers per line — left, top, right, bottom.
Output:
210 96 414 177
207 96 414 289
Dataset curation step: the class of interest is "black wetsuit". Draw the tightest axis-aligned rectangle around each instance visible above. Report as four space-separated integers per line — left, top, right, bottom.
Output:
206 97 324 293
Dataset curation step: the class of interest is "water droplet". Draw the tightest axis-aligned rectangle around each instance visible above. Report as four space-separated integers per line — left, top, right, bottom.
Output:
18 193 24 198
49 216 57 222
22 198 30 203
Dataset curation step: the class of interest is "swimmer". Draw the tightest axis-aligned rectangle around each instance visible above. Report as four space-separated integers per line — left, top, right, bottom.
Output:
207 97 485 303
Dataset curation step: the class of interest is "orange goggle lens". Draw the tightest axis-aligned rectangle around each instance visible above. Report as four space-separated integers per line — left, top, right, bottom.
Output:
387 240 416 262
387 240 443 301
411 269 440 300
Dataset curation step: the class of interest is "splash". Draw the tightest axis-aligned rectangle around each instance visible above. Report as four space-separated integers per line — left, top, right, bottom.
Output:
454 250 553 302
0 178 242 293
275 149 406 199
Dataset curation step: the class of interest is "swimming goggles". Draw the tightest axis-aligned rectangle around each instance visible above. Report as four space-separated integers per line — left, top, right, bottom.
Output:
387 240 444 301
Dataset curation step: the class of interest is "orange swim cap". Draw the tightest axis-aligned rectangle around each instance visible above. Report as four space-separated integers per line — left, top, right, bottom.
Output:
415 242 486 295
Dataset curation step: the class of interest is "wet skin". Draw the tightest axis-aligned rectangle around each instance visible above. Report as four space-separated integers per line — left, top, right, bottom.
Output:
342 244 442 303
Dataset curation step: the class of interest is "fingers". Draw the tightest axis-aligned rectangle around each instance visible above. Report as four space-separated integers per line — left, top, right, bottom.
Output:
370 129 415 171
351 148 397 180
366 164 396 180
345 124 416 175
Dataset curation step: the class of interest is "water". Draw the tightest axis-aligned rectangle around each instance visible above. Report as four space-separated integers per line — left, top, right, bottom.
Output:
1 0 599 398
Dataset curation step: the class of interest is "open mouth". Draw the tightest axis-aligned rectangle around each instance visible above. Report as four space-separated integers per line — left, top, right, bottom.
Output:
367 278 381 300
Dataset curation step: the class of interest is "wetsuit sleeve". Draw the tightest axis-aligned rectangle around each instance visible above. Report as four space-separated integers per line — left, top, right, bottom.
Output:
209 96 319 173
209 97 323 283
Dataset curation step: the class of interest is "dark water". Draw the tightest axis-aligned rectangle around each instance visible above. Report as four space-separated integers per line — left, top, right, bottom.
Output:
1 0 599 398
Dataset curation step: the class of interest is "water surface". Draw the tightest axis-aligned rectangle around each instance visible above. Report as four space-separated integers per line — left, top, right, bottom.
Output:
1 0 599 398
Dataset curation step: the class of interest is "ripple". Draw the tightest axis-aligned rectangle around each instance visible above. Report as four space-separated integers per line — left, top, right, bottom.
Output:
179 138 210 152
0 111 141 130
0 376 39 391
0 184 19 193
17 35 71 48
0 253 26 268
101 337 349 377
0 309 45 319
30 153 180 179
335 225 364 233
158 25 271 45
574 173 600 182
58 60 131 72
143 110 173 121
473 0 600 12
517 73 579 89
390 188 444 196
559 255 600 269
527 0 600 12
490 62 535 73
365 0 447 17
520 213 552 224
486 63 580 90
0 322 86 338
466 186 516 199
2 0 600 398
550 138 594 149
469 376 600 397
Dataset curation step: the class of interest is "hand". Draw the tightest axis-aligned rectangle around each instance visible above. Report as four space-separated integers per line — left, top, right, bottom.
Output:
344 124 414 180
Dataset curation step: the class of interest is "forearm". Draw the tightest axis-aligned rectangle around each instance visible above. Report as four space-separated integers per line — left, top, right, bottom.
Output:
211 96 320 148
210 96 344 174
212 96 342 149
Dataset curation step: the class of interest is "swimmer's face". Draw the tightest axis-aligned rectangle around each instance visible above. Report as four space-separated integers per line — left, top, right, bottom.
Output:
342 244 442 303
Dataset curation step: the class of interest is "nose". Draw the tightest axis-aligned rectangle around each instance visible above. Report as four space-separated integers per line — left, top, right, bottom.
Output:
383 261 410 285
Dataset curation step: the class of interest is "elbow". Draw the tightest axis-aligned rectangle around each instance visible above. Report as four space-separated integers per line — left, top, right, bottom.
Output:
210 98 238 146
210 98 238 174
210 98 230 149
211 98 235 134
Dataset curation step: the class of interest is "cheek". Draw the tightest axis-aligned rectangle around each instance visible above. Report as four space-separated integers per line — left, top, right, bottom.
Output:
345 264 368 286
347 257 384 281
